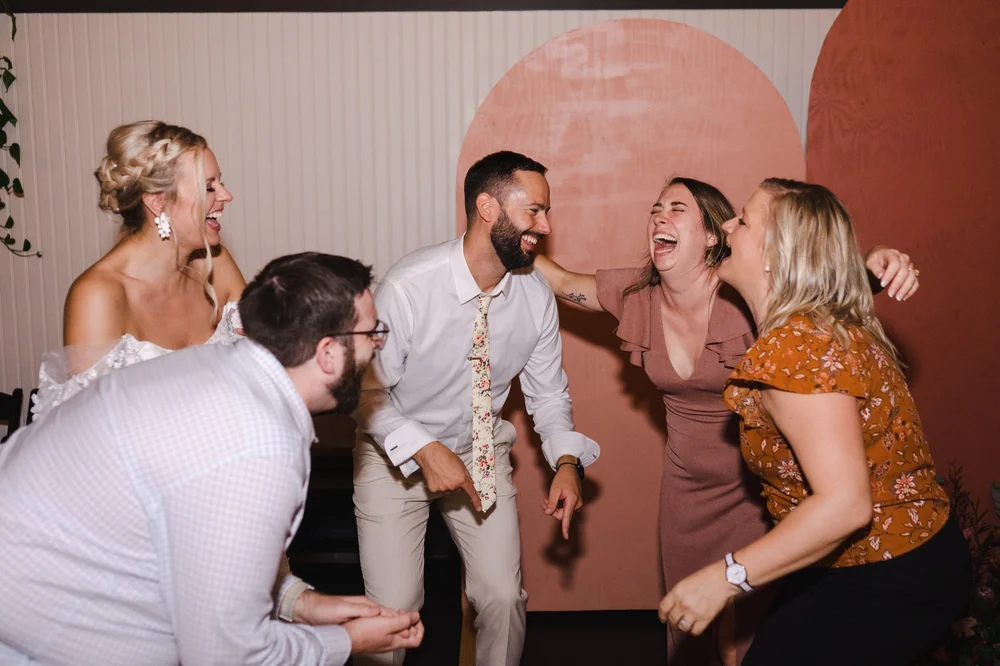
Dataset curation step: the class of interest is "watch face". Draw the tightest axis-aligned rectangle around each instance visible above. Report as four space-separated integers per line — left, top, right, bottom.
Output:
726 563 747 585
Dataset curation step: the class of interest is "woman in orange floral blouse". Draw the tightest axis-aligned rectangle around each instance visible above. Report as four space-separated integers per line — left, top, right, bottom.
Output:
657 178 972 665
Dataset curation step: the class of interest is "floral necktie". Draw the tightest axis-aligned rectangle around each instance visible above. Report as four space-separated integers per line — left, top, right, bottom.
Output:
470 294 496 512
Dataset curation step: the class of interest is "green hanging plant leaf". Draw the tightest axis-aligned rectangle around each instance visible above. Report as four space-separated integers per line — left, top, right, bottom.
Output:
2 1 16 40
0 8 39 259
0 97 14 128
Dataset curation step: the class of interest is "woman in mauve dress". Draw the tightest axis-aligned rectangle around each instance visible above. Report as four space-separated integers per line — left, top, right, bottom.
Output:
533 176 919 665
659 178 963 665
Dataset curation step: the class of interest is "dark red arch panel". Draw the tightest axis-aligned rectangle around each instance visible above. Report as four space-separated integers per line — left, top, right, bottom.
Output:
807 0 1000 513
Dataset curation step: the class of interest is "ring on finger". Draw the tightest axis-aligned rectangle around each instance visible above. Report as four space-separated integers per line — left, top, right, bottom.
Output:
677 618 691 631
912 268 920 278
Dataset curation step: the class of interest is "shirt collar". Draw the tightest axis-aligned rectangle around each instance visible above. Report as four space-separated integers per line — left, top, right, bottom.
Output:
450 234 512 305
242 338 317 444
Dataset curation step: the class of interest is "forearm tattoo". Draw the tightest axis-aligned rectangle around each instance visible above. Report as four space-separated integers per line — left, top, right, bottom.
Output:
566 292 587 304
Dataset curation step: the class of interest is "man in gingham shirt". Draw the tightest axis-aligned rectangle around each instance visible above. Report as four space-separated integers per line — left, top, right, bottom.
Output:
0 253 423 665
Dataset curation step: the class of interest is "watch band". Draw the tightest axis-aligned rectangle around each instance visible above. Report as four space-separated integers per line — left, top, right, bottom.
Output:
557 458 584 480
725 552 753 593
277 580 314 622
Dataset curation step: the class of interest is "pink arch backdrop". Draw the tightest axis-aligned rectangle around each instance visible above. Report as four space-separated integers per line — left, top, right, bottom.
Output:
456 19 804 610
807 0 1000 517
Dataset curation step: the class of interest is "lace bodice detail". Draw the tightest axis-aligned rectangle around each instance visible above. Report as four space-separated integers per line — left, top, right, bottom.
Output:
31 302 243 419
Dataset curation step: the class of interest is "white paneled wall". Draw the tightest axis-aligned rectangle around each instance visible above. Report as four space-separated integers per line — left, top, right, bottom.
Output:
0 9 838 394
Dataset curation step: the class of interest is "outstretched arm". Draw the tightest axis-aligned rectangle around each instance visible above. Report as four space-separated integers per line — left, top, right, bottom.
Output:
533 255 605 312
521 289 601 538
864 246 919 302
659 390 871 636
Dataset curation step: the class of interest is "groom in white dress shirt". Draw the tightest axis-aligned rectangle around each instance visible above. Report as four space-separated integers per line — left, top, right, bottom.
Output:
0 253 423 666
352 151 601 666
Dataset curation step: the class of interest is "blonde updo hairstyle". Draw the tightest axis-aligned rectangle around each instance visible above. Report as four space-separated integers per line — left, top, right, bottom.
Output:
758 177 899 364
94 120 218 318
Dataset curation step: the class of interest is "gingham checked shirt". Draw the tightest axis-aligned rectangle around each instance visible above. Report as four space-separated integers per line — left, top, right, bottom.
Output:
0 339 351 665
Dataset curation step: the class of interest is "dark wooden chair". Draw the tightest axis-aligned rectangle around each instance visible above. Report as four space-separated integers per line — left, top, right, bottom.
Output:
0 388 24 444
25 389 39 425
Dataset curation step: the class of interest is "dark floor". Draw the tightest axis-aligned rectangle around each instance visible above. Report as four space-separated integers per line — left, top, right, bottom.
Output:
521 610 666 665
370 610 666 665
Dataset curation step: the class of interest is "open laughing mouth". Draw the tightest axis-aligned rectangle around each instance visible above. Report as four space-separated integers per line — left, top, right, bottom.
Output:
206 211 222 232
521 232 541 251
653 232 678 253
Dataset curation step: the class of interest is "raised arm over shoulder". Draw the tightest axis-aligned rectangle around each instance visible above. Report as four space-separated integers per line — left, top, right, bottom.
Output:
533 255 604 312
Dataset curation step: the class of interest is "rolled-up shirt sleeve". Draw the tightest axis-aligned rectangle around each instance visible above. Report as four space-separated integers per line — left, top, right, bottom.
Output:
519 289 600 470
163 455 351 666
352 279 435 476
273 556 311 622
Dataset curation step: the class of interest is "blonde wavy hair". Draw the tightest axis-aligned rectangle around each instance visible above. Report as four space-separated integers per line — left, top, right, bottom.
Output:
758 178 899 363
94 120 218 318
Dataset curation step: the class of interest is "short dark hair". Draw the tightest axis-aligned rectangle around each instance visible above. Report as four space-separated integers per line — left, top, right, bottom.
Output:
463 150 547 222
239 252 374 367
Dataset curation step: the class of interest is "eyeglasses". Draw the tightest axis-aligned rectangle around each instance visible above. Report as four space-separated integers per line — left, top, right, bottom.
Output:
330 320 390 344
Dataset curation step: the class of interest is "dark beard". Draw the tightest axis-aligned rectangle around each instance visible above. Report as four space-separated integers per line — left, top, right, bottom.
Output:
330 338 368 415
490 208 535 271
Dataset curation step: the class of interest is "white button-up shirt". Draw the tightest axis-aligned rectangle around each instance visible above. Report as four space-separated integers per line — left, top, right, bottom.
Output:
355 236 600 476
0 340 351 666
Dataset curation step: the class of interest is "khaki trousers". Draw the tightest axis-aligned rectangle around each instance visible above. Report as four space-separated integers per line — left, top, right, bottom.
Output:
352 431 527 666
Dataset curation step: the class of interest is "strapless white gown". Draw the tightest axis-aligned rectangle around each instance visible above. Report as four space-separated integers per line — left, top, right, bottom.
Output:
31 302 243 419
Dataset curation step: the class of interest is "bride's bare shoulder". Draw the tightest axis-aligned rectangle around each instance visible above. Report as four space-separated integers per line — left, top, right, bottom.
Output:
64 259 129 346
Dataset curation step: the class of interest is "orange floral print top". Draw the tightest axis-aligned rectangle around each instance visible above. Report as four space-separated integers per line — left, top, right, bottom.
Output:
722 315 950 567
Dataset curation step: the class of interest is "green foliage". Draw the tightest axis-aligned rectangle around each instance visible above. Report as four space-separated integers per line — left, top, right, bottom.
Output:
916 464 1000 665
0 5 39 258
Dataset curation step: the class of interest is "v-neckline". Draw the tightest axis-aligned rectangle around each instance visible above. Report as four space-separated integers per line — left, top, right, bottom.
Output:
654 285 720 382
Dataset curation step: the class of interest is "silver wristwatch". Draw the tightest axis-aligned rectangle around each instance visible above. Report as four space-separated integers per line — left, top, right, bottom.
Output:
724 552 753 592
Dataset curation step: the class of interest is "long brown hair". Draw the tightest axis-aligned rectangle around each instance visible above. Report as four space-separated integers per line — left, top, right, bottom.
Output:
623 176 735 299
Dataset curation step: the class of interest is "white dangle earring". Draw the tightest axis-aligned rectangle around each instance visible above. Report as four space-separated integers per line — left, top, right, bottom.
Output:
154 212 172 240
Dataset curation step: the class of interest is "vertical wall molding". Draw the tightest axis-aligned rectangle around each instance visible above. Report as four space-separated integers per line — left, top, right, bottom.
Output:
0 9 837 395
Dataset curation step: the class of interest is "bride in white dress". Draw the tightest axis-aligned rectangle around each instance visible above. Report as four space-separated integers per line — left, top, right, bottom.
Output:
32 121 247 417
